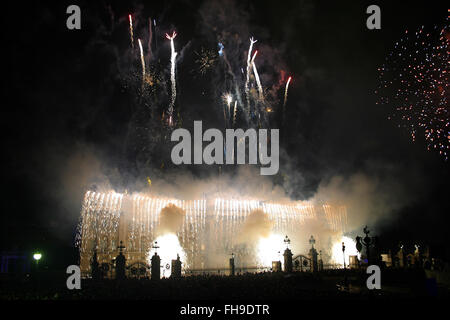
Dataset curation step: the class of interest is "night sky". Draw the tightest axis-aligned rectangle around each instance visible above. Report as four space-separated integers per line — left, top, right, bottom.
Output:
1 0 449 268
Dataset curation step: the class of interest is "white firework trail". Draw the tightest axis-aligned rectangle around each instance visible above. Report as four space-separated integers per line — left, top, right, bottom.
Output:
138 39 146 85
245 37 258 114
217 43 245 121
251 50 263 100
283 76 292 109
225 94 232 123
223 50 245 120
166 31 178 125
128 15 134 49
233 101 237 127
226 94 232 109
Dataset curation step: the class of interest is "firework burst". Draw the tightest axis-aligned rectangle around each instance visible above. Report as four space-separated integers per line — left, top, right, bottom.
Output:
376 22 449 160
116 8 293 165
195 47 218 75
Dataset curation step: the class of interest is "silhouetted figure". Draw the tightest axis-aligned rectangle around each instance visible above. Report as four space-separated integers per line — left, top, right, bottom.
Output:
91 248 101 280
115 241 126 280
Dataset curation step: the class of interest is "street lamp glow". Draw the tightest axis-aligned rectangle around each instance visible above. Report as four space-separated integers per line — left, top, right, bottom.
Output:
33 253 42 261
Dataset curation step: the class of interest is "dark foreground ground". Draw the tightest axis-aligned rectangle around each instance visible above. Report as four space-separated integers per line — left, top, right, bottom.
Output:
1 269 449 300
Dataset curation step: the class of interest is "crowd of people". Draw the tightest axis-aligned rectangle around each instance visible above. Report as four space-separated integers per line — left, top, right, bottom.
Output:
1 268 438 300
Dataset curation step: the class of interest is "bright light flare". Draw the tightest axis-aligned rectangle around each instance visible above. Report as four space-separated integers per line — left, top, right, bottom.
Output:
257 234 285 268
331 236 359 267
226 94 232 105
147 233 186 278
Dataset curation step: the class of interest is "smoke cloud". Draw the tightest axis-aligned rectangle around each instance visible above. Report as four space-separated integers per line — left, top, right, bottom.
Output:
235 209 273 244
309 171 417 235
157 204 186 236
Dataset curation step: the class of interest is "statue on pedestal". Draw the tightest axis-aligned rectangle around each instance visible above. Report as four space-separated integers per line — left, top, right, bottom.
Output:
283 236 293 273
151 241 161 280
308 235 318 272
115 241 126 280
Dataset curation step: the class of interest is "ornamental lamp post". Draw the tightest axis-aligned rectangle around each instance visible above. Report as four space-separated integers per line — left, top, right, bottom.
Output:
342 242 346 270
309 235 316 248
32 252 42 292
342 242 348 287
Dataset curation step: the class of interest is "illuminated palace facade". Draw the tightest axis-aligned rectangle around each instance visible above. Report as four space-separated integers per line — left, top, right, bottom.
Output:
77 191 348 277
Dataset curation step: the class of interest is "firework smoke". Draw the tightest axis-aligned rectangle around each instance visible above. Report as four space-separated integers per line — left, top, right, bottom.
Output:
236 209 273 244
157 203 185 236
147 18 153 59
